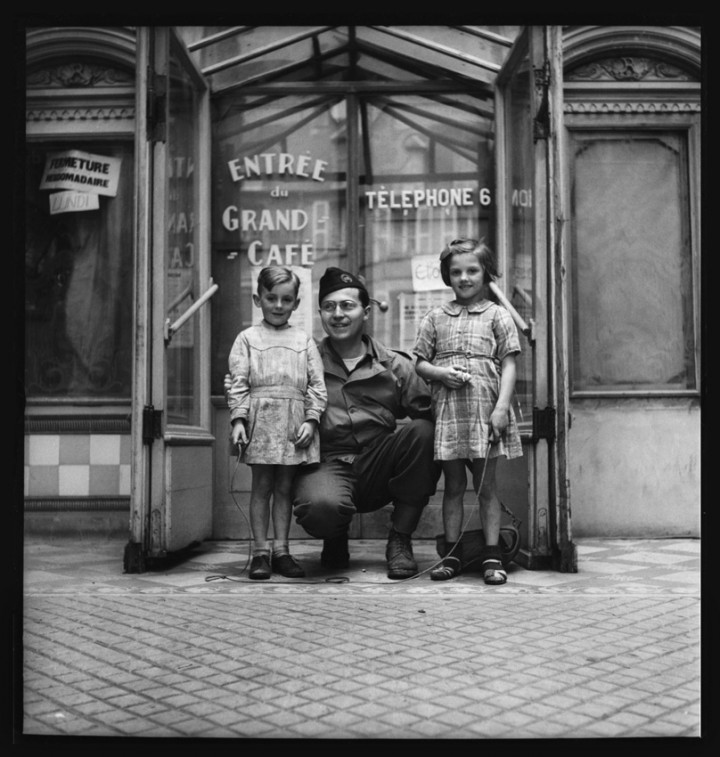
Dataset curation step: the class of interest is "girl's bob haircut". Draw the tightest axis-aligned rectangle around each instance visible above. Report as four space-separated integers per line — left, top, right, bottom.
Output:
439 238 499 287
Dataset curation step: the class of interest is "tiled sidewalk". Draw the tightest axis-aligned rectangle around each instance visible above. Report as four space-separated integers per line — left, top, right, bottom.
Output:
18 537 702 740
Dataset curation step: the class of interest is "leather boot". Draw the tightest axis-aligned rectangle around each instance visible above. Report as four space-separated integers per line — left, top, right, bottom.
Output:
321 531 349 569
386 528 418 579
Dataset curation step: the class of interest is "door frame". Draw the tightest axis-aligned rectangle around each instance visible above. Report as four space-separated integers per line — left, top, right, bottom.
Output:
125 27 214 571
495 26 575 570
124 24 575 571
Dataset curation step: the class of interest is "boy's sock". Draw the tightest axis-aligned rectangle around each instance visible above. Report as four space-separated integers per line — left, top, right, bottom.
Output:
272 542 289 558
251 544 270 558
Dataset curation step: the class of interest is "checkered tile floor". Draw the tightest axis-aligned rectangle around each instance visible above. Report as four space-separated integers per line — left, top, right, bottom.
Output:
23 536 700 595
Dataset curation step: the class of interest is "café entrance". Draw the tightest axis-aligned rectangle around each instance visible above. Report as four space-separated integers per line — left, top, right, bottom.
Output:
125 25 574 571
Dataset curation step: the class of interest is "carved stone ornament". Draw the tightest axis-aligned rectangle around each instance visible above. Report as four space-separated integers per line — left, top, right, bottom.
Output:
564 100 701 115
27 62 134 89
567 56 692 82
26 106 136 123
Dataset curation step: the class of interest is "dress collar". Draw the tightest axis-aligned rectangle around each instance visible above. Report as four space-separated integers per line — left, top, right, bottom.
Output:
441 299 494 316
260 319 291 330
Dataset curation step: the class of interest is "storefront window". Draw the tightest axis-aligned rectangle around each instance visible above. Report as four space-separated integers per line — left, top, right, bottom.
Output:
211 94 348 389
360 94 495 353
24 142 133 399
569 131 696 392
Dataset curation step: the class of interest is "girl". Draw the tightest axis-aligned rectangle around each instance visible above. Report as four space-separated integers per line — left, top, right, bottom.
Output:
227 266 327 580
413 238 522 585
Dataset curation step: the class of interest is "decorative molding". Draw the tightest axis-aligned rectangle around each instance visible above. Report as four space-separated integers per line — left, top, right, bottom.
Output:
25 30 136 131
26 105 135 123
565 100 701 115
562 25 701 77
25 26 137 69
567 56 693 82
27 62 134 89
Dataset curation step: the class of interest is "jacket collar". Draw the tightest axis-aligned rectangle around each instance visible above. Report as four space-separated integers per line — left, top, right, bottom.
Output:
320 334 394 376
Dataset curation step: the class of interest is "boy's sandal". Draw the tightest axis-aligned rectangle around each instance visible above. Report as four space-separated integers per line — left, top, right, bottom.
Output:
482 558 507 585
430 556 462 581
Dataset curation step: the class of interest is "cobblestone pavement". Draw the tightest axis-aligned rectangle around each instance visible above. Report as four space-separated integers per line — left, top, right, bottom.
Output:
17 536 702 742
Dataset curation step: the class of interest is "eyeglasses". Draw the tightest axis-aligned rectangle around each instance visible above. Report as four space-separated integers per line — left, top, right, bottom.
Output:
320 300 361 313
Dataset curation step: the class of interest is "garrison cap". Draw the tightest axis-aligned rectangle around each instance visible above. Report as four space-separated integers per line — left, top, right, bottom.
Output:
318 267 368 304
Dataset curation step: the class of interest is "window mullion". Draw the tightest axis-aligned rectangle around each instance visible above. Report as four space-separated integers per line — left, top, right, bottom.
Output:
346 93 360 274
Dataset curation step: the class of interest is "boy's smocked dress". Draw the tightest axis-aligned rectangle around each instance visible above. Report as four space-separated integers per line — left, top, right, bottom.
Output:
228 321 327 465
413 300 523 461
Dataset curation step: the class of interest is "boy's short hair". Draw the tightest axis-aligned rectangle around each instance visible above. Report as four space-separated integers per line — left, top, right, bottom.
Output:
256 266 300 296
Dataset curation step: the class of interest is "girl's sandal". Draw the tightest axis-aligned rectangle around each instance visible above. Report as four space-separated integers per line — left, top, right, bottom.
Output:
430 556 462 581
482 558 507 585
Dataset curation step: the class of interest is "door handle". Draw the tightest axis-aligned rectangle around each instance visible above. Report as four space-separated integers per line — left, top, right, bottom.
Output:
489 281 534 343
164 278 219 345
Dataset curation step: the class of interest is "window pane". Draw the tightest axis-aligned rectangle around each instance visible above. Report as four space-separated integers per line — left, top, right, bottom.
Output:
503 52 534 424
211 94 348 391
360 93 495 353
165 45 202 425
25 142 133 398
570 132 695 391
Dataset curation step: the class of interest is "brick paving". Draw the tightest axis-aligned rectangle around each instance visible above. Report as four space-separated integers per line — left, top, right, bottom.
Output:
17 536 702 741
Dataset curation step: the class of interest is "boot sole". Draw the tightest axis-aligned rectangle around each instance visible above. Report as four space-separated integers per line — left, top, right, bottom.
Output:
387 569 418 580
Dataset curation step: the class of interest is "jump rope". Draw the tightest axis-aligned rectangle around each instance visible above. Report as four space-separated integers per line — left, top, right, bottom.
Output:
204 429 508 585
207 284 524 585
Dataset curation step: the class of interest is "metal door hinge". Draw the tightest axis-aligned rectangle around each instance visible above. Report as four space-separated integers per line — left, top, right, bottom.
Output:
532 406 556 442
534 60 550 90
533 61 550 142
142 405 162 444
146 68 167 143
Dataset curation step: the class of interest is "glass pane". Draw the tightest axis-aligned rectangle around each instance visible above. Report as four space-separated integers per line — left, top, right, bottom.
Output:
502 53 534 425
165 44 202 425
570 132 695 391
211 94 348 390
181 27 350 91
25 142 133 398
360 93 495 352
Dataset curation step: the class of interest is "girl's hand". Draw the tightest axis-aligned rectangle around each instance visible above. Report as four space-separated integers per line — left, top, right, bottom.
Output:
441 365 472 389
489 405 509 443
295 420 317 448
231 419 248 447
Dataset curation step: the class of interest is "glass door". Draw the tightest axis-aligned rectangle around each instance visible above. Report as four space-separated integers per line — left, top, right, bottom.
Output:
358 92 495 352
126 27 213 570
495 27 574 569
211 91 349 378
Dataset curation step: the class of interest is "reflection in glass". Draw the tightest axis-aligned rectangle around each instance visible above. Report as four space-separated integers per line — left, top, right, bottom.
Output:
361 94 495 353
211 94 348 389
503 56 534 424
166 49 201 425
24 143 133 398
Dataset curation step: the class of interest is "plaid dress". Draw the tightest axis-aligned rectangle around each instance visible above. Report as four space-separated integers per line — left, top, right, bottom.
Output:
413 299 523 461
